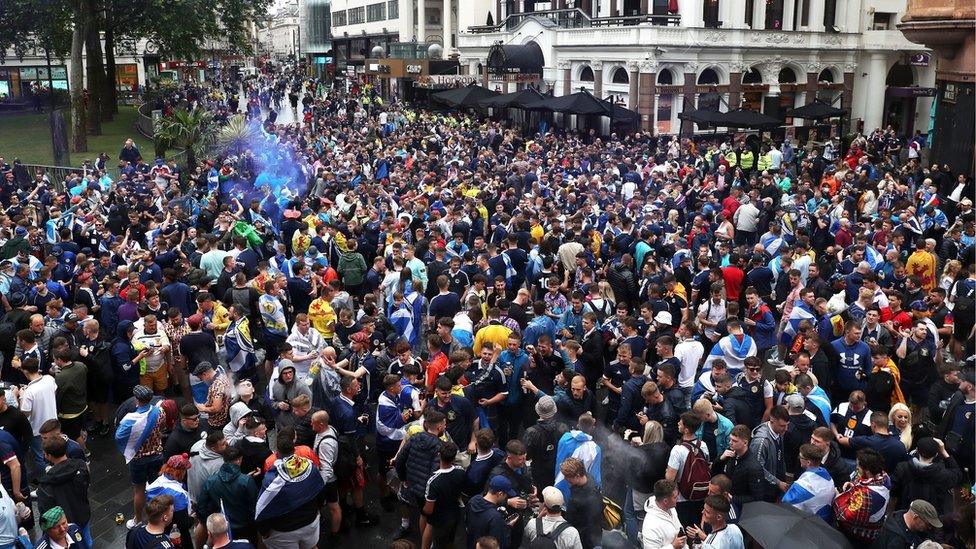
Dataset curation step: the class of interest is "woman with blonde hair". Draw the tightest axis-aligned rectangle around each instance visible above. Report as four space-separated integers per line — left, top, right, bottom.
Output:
889 403 915 451
941 259 962 293
623 420 670 545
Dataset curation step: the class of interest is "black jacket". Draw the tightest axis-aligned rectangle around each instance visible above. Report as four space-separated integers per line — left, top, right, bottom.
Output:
466 495 510 549
523 419 567 491
163 423 204 459
718 387 756 428
870 511 932 549
891 454 963 514
714 448 765 507
394 431 441 501
579 329 606 386
644 399 678 445
37 458 90 525
566 477 603 549
823 441 854 490
626 441 670 494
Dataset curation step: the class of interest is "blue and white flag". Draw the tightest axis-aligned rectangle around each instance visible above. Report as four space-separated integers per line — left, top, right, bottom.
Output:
146 474 192 514
702 334 757 374
782 467 835 521
390 302 416 345
554 430 603 504
864 245 883 270
115 404 162 463
782 301 817 346
761 233 785 257
225 318 257 374
256 455 326 522
502 252 517 287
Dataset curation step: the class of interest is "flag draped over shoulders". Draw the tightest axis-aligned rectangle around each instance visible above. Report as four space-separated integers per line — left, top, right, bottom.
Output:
553 430 602 504
115 404 162 463
702 334 757 373
256 455 326 521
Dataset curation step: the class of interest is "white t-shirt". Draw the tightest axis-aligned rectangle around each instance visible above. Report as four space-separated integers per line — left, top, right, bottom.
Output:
702 524 745 549
675 339 705 388
667 440 710 502
21 375 58 435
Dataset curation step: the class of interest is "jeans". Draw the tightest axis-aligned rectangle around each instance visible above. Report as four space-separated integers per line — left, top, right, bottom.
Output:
624 488 639 546
30 435 45 475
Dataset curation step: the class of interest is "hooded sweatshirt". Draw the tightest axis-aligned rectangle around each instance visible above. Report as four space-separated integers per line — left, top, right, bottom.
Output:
222 402 252 446
188 438 225 502
110 320 140 387
466 494 509 549
37 458 90 526
197 462 259 533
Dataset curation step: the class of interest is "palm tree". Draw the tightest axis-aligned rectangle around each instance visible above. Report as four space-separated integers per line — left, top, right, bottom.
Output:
215 114 261 156
154 108 215 170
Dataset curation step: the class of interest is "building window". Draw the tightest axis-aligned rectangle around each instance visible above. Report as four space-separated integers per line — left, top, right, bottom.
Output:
698 68 720 85
308 0 333 45
388 0 399 19
703 0 720 28
580 66 594 82
817 68 834 83
367 2 385 21
332 9 347 26
652 0 669 15
657 93 673 134
611 67 629 84
765 0 783 29
741 68 762 112
823 0 837 29
745 0 754 27
657 69 673 85
799 0 809 27
427 7 441 24
348 6 365 24
871 12 894 30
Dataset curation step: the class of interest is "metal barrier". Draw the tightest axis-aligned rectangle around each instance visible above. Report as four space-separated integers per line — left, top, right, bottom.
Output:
15 163 82 192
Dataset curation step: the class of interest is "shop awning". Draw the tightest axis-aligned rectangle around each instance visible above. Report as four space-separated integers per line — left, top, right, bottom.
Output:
716 108 783 130
486 42 545 75
431 83 500 108
523 89 614 116
678 107 726 126
788 101 846 120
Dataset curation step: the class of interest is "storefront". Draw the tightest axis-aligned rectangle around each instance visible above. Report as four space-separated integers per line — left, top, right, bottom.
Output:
365 58 460 103
1 66 70 98
115 64 139 91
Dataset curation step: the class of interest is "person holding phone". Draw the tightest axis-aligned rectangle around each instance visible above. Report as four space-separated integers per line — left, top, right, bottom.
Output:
685 495 744 548
640 478 686 549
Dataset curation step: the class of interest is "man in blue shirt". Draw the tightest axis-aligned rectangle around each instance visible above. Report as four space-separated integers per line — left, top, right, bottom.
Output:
838 410 909 473
430 377 478 453
831 322 872 395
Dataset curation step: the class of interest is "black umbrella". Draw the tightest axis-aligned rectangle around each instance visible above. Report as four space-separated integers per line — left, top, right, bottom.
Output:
716 108 783 130
678 108 726 127
739 502 853 549
789 101 847 120
523 89 614 116
477 87 547 109
432 83 499 108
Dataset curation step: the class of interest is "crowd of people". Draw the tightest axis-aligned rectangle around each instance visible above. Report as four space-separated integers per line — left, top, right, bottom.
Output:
0 61 971 549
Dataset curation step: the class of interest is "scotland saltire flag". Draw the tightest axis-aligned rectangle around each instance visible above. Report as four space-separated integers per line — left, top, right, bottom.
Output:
225 318 257 374
782 301 817 346
702 334 757 374
782 467 835 521
375 159 389 181
256 456 326 522
554 430 602 504
761 233 785 256
865 245 883 270
115 404 162 463
390 302 417 345
502 252 517 287
146 474 192 514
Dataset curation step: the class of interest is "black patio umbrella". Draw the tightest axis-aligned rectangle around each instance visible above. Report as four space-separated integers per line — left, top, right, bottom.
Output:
739 502 853 549
478 87 547 109
523 89 614 116
716 108 783 130
788 100 847 120
678 108 726 127
432 83 499 108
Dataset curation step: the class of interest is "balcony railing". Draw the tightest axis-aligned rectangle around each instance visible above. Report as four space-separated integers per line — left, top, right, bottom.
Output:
466 8 680 33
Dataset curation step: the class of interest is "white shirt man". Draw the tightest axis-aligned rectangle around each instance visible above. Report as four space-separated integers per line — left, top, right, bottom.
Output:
641 481 685 549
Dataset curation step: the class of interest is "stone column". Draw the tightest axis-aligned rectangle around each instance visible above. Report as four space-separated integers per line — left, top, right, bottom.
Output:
640 0 648 15
863 52 888 132
678 0 703 27
443 0 452 48
680 62 698 134
400 0 415 40
418 0 427 42
754 0 766 29
559 60 572 96
593 61 604 99
628 61 639 110
728 62 744 109
783 0 795 30
809 0 826 31
638 60 657 131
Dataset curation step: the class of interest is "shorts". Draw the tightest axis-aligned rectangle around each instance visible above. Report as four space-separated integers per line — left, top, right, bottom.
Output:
87 367 112 403
140 367 169 393
323 481 339 504
128 455 162 486
263 519 320 549
262 331 287 364
398 487 424 508
59 415 85 440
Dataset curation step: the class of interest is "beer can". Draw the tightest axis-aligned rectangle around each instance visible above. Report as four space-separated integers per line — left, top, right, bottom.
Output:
115 513 124 525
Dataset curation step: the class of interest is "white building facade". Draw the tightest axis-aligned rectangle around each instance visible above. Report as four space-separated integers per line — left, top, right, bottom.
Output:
264 4 302 60
456 0 936 137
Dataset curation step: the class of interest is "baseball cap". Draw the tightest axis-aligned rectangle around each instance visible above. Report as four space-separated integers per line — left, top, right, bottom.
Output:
784 393 805 414
488 475 518 497
909 499 943 528
542 486 564 511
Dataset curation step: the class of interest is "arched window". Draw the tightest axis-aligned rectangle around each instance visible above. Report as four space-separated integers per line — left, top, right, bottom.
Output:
765 0 784 28
886 63 914 87
698 68 720 85
611 67 629 84
657 69 674 85
580 66 594 82
817 68 834 83
778 67 797 84
742 68 762 85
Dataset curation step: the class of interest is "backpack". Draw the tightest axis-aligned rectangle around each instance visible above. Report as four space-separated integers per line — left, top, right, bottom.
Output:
528 517 572 549
676 440 711 501
318 432 358 479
